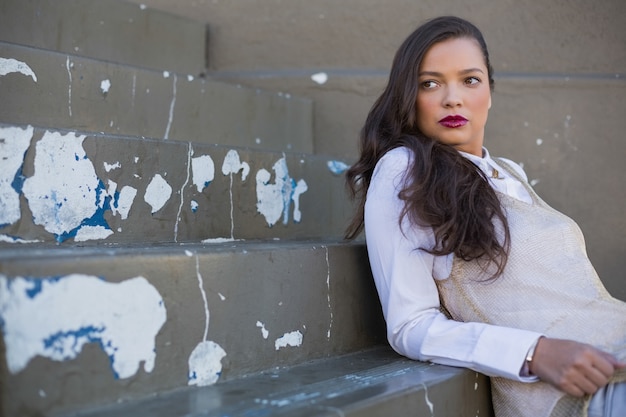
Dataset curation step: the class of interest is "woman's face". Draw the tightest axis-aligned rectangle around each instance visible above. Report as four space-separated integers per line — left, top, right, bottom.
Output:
416 37 492 156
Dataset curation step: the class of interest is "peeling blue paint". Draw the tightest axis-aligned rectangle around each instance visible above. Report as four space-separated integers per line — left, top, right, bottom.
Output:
23 276 63 299
10 165 26 196
43 325 106 352
256 157 308 227
0 234 28 243
56 180 112 242
0 274 167 378
43 325 122 378
327 160 349 175
111 190 121 211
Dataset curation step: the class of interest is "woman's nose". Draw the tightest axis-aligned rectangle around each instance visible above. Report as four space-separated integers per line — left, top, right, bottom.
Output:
443 86 462 107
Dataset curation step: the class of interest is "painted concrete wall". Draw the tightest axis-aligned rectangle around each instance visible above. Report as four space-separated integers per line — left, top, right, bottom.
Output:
130 0 626 300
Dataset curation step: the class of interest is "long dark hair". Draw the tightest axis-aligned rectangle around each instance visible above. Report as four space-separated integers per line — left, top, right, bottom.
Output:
345 16 510 277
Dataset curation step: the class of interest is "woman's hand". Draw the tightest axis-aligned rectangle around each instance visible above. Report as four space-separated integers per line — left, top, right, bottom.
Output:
529 337 626 397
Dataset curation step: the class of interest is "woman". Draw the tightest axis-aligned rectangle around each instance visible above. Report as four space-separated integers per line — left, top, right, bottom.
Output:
345 16 626 417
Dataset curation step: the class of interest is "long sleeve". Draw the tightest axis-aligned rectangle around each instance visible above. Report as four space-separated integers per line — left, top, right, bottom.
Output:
364 147 542 381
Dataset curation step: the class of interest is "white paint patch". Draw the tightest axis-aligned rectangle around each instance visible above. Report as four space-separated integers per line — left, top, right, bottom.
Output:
144 174 172 214
274 330 303 350
192 154 215 192
222 150 250 181
256 169 282 227
22 130 105 237
105 180 117 204
139 3 147 10
536 138 543 146
0 274 166 378
112 185 137 220
201 237 236 244
163 71 170 78
0 125 33 226
188 341 226 386
100 79 111 94
104 161 121 172
256 321 269 339
187 74 194 82
0 57 37 82
190 200 198 212
327 160 349 175
0 235 41 244
256 157 308 227
311 72 328 85
530 179 540 187
292 180 307 223
218 293 226 301
73 225 114 242
222 150 250 238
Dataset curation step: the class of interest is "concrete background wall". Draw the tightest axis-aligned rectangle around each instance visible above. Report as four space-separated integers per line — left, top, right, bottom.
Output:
128 0 626 300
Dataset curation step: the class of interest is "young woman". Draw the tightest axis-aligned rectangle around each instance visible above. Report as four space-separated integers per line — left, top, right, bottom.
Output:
345 16 626 417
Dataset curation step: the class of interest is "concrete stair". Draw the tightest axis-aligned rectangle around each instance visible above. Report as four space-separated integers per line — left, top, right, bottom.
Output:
1 242 389 415
0 1 494 416
0 41 313 153
66 347 492 417
0 123 348 245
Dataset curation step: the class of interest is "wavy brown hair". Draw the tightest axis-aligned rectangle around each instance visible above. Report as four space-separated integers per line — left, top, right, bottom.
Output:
345 16 510 277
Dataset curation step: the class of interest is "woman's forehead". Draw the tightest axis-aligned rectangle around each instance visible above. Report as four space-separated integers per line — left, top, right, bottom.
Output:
420 37 486 73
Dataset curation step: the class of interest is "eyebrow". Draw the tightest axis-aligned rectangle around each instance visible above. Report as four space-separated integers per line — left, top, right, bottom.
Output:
418 68 485 77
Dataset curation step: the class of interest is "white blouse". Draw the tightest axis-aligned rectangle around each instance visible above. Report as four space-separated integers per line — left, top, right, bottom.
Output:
364 146 543 381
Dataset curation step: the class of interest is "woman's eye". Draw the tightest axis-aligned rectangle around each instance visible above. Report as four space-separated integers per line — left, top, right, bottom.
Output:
465 76 480 85
421 80 438 89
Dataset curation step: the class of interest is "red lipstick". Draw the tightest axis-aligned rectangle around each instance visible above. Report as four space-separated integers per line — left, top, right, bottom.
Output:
439 115 468 128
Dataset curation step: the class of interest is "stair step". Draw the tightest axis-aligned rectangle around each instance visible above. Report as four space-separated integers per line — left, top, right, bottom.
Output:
0 241 386 416
0 123 350 245
0 41 313 152
67 347 493 417
0 0 207 75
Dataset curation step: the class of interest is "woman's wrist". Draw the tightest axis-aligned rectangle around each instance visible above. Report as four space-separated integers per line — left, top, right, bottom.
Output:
521 336 543 377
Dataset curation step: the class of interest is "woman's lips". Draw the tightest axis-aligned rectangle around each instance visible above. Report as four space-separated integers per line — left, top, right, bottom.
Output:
439 115 468 128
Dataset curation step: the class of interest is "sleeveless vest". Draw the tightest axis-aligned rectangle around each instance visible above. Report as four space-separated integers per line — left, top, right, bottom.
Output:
435 159 626 417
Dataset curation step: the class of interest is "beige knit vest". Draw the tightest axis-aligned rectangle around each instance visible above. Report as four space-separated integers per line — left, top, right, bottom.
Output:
435 159 626 417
